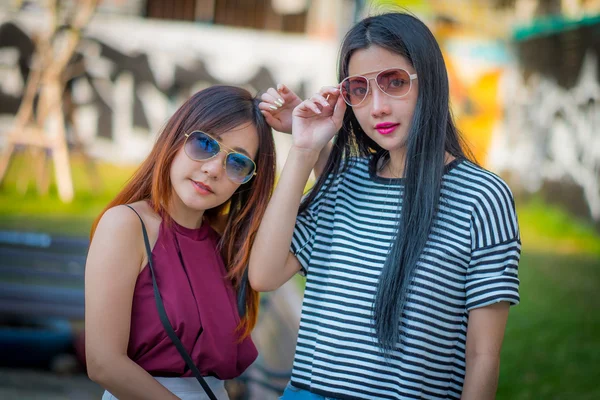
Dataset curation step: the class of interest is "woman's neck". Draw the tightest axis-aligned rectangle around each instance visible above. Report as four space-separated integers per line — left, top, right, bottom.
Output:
167 195 205 229
379 150 455 179
380 149 407 179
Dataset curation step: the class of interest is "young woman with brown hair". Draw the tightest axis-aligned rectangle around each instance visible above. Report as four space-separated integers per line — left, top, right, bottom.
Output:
85 85 276 399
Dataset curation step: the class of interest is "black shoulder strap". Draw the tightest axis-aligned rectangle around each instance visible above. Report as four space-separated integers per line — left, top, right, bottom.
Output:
125 205 218 400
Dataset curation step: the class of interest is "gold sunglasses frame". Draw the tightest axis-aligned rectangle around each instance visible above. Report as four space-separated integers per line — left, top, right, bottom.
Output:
183 130 257 184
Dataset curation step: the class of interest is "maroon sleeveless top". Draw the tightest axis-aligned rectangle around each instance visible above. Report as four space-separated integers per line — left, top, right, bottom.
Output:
127 217 257 379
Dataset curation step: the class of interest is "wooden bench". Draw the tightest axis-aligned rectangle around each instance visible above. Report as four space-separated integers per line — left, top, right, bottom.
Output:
0 231 88 320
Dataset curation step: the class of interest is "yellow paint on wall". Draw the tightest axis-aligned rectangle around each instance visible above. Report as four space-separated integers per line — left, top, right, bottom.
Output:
453 70 502 165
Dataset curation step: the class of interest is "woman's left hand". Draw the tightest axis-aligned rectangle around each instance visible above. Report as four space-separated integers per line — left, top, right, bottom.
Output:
258 84 302 134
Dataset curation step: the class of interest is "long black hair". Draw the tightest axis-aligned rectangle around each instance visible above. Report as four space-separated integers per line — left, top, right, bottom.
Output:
299 12 474 352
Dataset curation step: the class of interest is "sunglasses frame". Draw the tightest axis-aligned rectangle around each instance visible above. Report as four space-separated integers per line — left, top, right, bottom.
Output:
183 130 257 184
340 67 418 107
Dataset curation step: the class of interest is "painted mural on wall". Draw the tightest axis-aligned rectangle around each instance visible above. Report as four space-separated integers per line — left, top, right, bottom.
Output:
1 12 598 226
0 13 337 164
436 18 599 227
435 22 508 165
489 20 600 227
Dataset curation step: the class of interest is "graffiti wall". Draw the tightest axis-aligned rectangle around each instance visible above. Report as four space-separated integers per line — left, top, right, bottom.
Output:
0 12 338 165
1 10 599 226
438 17 600 227
490 19 600 226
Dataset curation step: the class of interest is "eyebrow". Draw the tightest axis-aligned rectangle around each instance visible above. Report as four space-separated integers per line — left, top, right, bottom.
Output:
212 134 252 157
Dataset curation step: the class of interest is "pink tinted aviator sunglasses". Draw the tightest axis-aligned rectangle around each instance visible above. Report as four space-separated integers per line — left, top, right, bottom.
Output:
340 68 418 106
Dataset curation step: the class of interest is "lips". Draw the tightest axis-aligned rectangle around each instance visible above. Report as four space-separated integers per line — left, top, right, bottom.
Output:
374 122 399 135
191 179 214 194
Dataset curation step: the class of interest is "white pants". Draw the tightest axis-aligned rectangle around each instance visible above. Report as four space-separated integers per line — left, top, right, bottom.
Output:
102 376 230 400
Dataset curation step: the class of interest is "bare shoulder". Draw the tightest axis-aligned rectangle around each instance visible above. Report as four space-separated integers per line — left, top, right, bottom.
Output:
92 201 162 263
94 204 145 244
126 201 161 228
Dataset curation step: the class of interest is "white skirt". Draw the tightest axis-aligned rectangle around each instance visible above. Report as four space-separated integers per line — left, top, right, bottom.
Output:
102 376 230 400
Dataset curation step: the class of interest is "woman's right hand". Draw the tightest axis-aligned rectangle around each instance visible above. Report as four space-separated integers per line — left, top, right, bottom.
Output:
292 86 346 154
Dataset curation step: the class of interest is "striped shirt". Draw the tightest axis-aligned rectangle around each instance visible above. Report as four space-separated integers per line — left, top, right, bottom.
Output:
290 157 520 400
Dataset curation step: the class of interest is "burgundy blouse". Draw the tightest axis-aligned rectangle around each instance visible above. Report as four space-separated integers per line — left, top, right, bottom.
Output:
127 217 257 380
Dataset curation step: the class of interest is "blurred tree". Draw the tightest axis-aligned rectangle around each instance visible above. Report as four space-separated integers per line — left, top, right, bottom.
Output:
0 0 99 202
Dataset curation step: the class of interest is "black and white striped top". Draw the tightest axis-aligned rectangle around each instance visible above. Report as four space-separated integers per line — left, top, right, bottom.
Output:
290 157 520 400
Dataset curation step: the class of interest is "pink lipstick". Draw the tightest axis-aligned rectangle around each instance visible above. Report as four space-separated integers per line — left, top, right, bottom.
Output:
375 122 399 135
191 180 213 195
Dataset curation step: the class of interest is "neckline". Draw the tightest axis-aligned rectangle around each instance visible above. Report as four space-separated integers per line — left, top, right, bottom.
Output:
369 157 463 184
167 215 212 241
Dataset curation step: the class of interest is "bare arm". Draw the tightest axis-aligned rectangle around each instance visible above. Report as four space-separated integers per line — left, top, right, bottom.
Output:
248 147 318 291
85 206 179 400
314 141 333 179
461 302 510 400
249 88 346 292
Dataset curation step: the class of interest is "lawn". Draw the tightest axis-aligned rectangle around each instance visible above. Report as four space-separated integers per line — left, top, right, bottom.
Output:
497 201 600 400
0 156 137 236
0 159 598 398
498 251 599 400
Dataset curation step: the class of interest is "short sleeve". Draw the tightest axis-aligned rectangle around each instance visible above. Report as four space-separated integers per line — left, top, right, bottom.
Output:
465 175 521 311
290 176 332 276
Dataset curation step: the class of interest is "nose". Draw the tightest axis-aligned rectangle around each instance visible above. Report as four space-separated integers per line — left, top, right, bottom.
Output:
201 152 225 180
369 83 391 118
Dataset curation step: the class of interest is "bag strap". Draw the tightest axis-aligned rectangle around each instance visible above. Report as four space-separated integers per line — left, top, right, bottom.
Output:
125 205 218 400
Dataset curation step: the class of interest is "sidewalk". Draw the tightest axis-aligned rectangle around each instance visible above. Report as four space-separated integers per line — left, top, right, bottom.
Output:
0 368 102 400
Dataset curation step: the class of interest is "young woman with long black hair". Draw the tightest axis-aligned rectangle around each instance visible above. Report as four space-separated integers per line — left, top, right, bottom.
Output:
251 12 520 400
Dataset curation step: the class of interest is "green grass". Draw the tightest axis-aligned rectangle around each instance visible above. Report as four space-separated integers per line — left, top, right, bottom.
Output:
517 197 600 256
497 251 600 400
0 155 137 236
0 160 599 398
496 198 600 399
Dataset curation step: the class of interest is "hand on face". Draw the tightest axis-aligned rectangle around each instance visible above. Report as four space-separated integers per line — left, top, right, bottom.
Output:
258 84 302 134
291 86 346 154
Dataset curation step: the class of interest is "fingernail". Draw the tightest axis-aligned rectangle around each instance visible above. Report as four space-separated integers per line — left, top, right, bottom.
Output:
269 105 278 110
278 98 285 104
274 99 283 107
